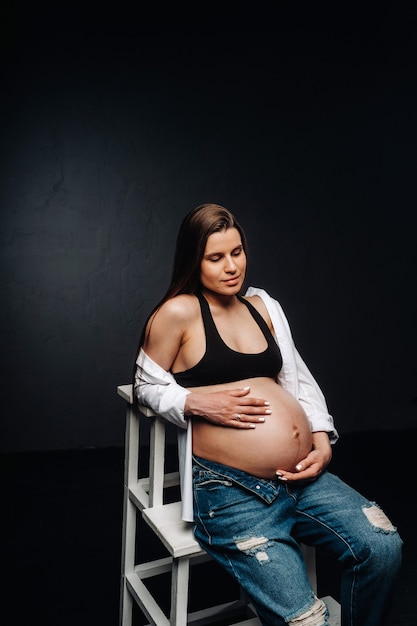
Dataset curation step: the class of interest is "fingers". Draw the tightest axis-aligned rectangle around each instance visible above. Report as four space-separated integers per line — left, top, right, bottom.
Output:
228 409 268 429
275 458 323 483
228 413 265 430
228 386 251 397
234 412 263 424
236 413 266 422
228 387 271 411
229 387 271 405
202 388 271 428
236 403 271 419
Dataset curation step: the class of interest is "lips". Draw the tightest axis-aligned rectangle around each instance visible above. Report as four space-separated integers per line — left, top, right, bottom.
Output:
223 276 241 285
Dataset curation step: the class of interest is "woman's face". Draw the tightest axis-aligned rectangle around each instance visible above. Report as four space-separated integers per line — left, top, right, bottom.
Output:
200 227 246 296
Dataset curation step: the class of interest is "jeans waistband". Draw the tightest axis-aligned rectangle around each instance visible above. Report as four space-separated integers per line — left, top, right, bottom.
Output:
192 455 281 503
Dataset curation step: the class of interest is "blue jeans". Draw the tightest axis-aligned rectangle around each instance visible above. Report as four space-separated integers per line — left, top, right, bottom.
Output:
192 456 402 626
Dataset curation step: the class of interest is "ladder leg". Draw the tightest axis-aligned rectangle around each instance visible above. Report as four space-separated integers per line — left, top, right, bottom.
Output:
120 404 139 626
170 557 190 626
120 579 133 626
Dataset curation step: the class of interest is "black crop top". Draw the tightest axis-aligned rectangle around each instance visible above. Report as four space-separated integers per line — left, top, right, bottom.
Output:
173 292 283 387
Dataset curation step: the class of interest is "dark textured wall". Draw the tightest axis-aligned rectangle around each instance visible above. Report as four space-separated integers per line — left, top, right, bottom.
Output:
1 7 416 452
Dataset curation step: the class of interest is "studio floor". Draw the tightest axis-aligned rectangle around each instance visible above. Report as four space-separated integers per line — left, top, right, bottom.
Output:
3 429 416 625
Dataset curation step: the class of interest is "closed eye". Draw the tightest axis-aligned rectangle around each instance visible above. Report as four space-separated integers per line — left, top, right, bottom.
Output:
206 245 244 262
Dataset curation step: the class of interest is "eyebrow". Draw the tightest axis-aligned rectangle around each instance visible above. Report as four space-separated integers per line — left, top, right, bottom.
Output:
204 244 243 258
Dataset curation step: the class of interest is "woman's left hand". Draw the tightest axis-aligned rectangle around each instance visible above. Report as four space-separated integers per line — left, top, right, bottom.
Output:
275 431 332 483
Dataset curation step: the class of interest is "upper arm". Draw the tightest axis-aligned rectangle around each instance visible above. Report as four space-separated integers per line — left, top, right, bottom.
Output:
142 296 195 372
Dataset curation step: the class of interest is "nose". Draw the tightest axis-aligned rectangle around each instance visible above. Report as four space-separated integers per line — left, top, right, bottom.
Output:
224 255 237 272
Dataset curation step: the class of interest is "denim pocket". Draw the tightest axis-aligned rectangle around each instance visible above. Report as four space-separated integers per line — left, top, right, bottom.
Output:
193 467 233 489
194 467 256 520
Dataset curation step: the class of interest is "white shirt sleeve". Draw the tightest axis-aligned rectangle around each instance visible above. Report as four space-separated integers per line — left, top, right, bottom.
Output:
134 348 191 429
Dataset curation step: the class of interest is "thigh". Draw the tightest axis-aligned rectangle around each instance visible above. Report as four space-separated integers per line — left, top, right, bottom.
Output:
193 466 319 624
292 471 399 561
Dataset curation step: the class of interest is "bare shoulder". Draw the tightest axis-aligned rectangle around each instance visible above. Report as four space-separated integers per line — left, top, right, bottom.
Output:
244 294 273 330
143 294 200 363
143 295 200 369
150 294 200 328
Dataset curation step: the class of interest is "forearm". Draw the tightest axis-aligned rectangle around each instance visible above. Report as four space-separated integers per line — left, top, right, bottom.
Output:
311 431 333 464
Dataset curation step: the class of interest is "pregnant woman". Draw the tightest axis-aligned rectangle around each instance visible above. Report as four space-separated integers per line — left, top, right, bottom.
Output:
134 203 402 626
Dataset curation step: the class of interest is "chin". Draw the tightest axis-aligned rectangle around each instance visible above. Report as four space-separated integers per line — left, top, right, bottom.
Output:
223 284 242 294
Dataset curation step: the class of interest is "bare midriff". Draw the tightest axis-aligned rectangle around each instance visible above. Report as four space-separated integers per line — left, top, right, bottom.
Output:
191 377 312 479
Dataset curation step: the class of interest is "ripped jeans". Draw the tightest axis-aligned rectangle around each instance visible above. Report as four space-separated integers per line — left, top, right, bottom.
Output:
192 456 403 626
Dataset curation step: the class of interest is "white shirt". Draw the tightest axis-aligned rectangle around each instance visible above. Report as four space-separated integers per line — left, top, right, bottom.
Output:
135 287 338 521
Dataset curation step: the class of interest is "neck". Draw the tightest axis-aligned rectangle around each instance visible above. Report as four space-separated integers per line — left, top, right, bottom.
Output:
200 288 241 309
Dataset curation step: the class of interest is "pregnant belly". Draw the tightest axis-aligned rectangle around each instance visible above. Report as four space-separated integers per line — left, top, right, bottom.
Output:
191 378 313 479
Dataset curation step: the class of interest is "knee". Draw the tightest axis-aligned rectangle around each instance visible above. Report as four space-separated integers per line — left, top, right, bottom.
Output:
362 502 403 571
288 596 329 626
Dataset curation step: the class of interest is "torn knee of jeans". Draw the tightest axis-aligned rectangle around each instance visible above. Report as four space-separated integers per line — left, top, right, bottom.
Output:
289 596 328 626
362 502 397 532
234 535 272 564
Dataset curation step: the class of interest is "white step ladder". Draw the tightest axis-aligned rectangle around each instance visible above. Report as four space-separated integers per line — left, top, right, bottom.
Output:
118 384 341 625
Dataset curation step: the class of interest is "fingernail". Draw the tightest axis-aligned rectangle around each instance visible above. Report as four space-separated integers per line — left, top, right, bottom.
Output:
296 464 302 471
275 471 283 477
243 386 250 390
249 424 256 429
258 417 265 422
277 476 288 481
264 401 270 406
265 409 272 414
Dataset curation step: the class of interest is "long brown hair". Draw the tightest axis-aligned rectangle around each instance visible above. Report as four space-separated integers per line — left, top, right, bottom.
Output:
134 203 248 359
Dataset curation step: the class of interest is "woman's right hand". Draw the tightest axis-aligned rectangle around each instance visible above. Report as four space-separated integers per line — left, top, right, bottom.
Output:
184 386 271 429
